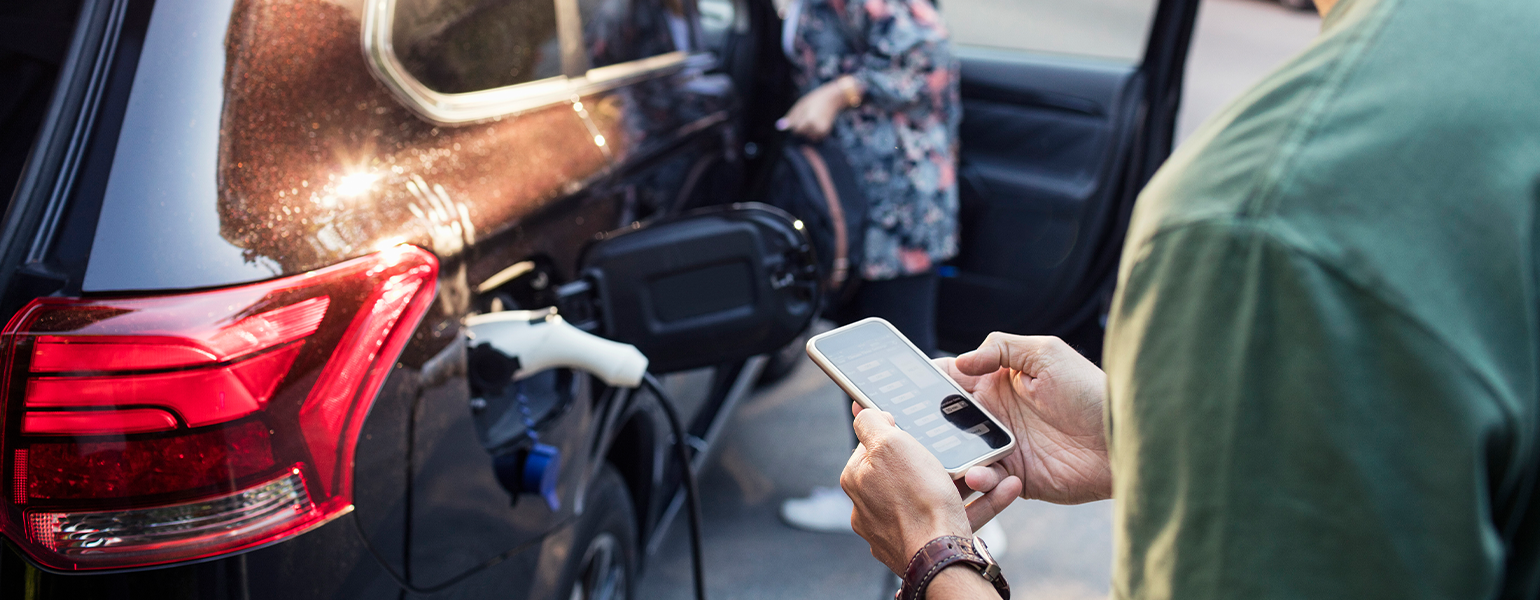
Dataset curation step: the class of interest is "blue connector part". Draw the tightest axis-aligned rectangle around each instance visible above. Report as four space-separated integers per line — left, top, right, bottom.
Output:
523 442 562 512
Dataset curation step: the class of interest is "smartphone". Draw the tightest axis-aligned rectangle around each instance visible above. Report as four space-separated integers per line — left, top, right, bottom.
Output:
806 317 1016 478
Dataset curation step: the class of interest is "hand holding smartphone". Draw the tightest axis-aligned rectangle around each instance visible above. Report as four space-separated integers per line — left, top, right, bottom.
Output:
806 318 1016 478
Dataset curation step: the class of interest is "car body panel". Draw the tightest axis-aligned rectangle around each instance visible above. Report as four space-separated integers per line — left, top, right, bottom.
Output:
11 0 742 595
0 0 1198 596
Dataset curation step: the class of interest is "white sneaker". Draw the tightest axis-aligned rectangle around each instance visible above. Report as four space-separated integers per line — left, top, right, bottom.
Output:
779 486 855 534
975 519 1010 557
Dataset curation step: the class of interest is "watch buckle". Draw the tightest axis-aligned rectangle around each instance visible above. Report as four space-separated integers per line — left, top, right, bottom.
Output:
972 535 1002 581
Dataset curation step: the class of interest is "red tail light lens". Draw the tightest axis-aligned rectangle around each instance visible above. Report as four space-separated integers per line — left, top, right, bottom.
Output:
0 246 438 570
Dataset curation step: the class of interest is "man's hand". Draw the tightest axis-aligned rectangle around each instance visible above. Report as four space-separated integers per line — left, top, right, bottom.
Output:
776 76 858 141
939 334 1112 505
840 407 1023 575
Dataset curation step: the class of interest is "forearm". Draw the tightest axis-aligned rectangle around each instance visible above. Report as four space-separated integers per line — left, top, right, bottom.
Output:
809 75 862 113
780 75 862 139
923 565 1004 600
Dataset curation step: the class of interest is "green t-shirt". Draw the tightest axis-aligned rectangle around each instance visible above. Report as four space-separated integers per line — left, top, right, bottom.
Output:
1103 0 1540 597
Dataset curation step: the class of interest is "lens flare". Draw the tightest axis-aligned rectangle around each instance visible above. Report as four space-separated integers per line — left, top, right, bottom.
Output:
335 172 378 197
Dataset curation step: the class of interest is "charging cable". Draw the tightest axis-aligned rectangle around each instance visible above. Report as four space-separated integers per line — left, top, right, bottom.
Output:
356 310 710 599
640 373 709 600
355 376 709 600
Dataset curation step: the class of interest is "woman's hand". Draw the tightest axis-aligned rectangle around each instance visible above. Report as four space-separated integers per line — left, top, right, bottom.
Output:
777 76 861 141
937 334 1113 506
841 407 1023 575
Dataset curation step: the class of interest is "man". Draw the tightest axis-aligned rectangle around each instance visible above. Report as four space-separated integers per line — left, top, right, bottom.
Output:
840 0 1540 597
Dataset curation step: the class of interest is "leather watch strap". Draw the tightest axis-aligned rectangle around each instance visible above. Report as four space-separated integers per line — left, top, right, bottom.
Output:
896 535 1010 600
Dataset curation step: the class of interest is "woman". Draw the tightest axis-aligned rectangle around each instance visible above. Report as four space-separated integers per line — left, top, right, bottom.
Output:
778 0 960 321
775 0 983 542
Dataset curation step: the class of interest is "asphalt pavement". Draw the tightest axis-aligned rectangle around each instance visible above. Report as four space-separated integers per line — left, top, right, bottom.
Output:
636 2 1321 597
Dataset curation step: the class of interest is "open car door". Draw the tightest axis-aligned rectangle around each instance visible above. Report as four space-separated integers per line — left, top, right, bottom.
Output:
936 0 1200 360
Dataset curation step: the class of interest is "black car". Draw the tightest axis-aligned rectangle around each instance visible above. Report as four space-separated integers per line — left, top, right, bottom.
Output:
0 0 1199 597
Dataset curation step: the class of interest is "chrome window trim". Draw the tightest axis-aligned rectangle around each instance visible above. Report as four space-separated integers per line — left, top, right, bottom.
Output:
362 0 699 125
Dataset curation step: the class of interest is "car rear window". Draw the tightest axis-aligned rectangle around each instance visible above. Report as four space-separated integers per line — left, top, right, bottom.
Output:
82 0 281 292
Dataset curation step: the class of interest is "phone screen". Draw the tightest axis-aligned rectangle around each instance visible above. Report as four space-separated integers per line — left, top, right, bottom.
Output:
813 320 1010 470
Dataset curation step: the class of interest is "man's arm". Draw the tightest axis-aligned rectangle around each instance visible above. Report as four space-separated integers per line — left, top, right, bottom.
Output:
1104 220 1509 599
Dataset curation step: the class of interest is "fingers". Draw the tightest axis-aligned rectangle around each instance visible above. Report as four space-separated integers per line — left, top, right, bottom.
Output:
779 103 817 139
851 408 898 447
963 464 1009 495
933 356 981 392
851 401 864 419
843 400 980 574
779 92 834 141
778 102 810 136
843 442 867 480
784 119 825 141
952 332 1025 376
955 463 1007 499
965 475 1022 532
954 332 1064 377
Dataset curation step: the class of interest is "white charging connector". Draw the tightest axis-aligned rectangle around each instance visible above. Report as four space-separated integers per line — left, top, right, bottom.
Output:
463 308 707 600
464 308 649 388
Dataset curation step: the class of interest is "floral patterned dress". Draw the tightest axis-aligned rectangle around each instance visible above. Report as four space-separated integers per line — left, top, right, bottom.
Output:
786 0 961 281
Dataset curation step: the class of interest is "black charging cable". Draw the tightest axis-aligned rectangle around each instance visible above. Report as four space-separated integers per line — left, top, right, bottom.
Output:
640 372 709 600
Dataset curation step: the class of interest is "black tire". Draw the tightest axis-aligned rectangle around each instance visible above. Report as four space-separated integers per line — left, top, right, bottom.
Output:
1278 0 1315 11
558 465 638 600
756 330 809 388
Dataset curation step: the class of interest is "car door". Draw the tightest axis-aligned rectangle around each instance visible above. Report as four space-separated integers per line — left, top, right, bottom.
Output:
352 0 752 594
934 0 1199 360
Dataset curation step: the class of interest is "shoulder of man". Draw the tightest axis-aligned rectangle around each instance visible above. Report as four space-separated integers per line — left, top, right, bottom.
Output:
1118 0 1540 401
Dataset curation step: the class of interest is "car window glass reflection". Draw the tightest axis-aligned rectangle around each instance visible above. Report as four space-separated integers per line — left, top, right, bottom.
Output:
393 0 564 93
581 0 688 69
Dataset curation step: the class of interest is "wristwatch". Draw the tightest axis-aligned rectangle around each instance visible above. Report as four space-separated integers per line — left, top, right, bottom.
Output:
896 535 1010 600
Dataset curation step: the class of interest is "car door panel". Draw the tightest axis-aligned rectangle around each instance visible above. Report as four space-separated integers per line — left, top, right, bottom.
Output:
941 49 1143 354
958 53 1137 187
937 0 1199 359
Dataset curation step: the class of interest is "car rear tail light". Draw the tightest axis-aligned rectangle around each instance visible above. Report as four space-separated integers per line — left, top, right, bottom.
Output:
0 246 437 570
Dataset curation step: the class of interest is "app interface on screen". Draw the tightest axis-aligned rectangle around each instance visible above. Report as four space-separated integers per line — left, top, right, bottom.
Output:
815 321 1010 469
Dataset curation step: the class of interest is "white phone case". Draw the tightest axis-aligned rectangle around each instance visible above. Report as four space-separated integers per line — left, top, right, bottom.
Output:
805 317 1016 478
